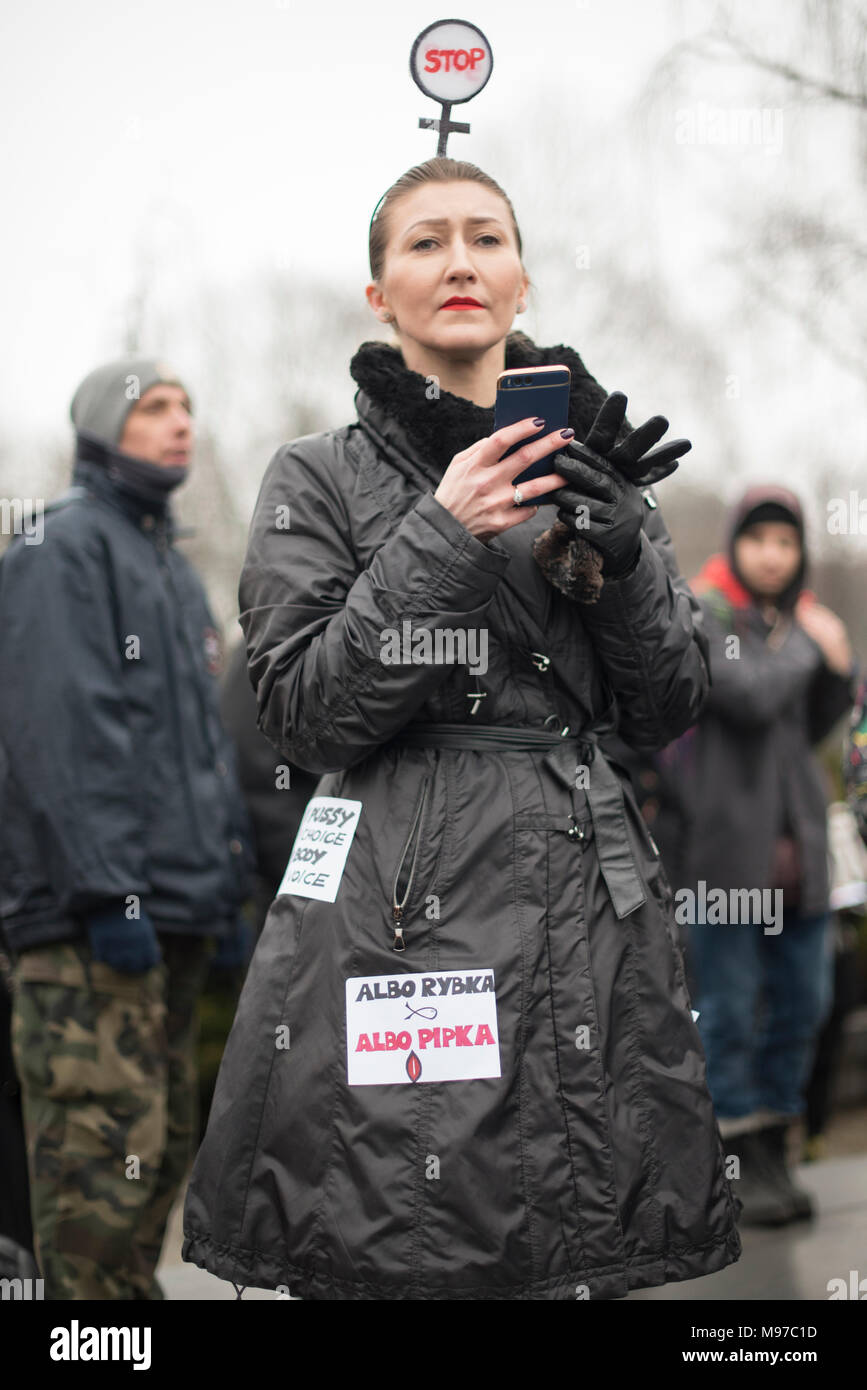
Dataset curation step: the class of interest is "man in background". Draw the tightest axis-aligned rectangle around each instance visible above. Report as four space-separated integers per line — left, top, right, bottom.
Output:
0 357 252 1298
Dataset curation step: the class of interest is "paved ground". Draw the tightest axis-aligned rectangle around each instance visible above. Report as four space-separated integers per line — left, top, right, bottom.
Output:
157 1111 867 1301
627 1152 867 1301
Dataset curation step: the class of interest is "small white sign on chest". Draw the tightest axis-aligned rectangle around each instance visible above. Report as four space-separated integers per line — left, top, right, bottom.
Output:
277 796 362 903
345 969 501 1086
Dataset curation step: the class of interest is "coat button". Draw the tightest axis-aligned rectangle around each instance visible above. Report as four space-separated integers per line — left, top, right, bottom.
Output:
228 838 243 855
142 514 155 530
216 759 228 777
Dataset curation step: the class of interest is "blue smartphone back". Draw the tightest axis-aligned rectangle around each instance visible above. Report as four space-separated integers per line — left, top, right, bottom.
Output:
494 366 570 507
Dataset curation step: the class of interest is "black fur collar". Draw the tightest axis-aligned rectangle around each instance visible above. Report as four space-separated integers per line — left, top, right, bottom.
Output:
349 331 609 478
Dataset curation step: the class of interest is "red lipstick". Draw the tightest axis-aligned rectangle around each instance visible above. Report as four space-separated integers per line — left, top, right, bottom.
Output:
440 296 483 309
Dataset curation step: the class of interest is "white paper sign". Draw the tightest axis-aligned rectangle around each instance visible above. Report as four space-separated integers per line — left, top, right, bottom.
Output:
277 796 362 903
345 968 501 1086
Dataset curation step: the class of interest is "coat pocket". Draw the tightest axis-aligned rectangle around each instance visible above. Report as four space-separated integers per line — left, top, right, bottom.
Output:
389 774 432 954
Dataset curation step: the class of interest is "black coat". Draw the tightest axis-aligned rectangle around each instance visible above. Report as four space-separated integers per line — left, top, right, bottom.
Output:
846 680 867 846
0 451 253 951
218 638 318 926
183 334 741 1300
677 570 855 916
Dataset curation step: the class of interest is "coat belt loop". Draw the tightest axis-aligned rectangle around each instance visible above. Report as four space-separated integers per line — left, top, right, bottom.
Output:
583 741 647 919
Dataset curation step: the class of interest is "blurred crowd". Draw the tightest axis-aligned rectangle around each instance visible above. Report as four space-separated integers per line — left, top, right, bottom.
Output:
0 355 864 1298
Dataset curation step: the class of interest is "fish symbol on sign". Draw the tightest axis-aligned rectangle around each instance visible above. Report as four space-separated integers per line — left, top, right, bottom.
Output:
405 1002 438 1021
406 1051 422 1084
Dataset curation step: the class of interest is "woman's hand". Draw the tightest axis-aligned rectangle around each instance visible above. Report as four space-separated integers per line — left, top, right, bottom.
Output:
795 595 853 676
433 418 570 542
549 391 692 577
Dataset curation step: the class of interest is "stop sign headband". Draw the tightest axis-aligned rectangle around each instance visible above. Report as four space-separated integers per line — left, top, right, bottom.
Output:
370 19 494 235
410 18 494 156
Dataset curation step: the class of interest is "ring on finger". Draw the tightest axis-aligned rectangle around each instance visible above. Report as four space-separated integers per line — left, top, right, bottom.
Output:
513 486 523 508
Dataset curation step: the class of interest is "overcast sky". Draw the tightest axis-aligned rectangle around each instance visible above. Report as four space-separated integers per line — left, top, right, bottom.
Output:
2 0 864 536
0 0 688 433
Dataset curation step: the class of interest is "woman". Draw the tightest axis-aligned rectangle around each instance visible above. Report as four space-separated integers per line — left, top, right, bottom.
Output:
679 488 854 1223
183 157 741 1300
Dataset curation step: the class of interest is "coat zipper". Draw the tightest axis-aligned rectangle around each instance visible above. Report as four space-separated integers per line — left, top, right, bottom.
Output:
391 776 431 952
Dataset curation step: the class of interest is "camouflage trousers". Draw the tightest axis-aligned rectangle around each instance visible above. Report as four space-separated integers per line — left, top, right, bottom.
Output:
10 933 215 1300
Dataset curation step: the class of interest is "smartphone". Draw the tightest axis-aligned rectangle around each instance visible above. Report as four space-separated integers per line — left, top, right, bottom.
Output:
494 365 571 507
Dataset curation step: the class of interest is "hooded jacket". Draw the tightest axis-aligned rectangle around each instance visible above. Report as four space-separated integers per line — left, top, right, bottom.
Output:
219 638 319 931
675 486 855 916
845 679 867 847
182 332 741 1300
0 435 254 951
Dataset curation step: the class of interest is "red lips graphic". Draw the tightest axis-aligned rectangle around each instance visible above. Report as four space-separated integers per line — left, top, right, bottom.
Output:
406 1051 422 1083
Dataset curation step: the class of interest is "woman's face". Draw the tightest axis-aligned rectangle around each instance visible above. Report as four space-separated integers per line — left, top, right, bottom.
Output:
367 181 528 359
734 521 802 598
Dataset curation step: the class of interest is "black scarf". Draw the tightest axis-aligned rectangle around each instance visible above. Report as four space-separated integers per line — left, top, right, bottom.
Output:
348 331 609 478
349 331 611 602
75 430 187 511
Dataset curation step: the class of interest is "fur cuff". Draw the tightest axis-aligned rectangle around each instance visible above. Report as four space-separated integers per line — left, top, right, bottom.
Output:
532 521 604 604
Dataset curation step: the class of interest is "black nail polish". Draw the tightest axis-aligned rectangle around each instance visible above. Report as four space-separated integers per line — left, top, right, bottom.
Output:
560 428 575 439
533 417 545 427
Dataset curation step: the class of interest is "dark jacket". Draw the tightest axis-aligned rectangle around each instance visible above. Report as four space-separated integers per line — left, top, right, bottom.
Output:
0 448 254 953
845 679 867 847
183 333 741 1300
676 533 855 916
218 638 318 927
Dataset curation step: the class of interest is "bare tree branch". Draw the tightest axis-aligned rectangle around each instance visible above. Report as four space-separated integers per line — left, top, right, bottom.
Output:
701 29 867 108
724 258 867 380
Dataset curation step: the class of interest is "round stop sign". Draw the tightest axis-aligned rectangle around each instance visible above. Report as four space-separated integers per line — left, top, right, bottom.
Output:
409 19 493 105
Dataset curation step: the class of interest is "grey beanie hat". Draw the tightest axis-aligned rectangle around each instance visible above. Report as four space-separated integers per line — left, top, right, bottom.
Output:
70 356 190 447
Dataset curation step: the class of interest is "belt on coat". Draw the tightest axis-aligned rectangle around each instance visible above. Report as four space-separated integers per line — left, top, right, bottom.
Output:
390 722 647 920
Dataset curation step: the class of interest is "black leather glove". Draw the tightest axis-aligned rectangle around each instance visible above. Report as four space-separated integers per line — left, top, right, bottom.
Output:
533 392 691 601
552 456 645 578
85 903 162 975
